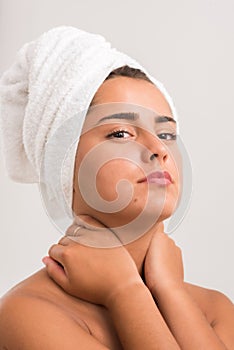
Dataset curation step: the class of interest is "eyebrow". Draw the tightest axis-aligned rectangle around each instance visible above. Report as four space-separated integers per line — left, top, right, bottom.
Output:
156 115 176 124
95 112 138 125
95 112 176 125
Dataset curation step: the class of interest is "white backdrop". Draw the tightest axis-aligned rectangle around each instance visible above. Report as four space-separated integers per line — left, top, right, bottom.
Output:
0 0 233 300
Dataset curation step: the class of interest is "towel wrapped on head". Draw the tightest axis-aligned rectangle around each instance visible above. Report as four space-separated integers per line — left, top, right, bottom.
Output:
0 26 178 229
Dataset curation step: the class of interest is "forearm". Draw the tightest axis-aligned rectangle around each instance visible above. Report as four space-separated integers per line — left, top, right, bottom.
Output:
154 286 227 350
106 282 180 350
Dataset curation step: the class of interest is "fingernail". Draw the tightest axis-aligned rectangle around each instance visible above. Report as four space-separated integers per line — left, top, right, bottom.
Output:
42 256 49 266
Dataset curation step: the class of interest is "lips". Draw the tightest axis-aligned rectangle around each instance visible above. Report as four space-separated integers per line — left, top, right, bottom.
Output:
138 171 173 185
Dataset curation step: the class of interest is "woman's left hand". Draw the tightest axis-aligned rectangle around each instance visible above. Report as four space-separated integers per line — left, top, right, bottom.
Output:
144 230 185 296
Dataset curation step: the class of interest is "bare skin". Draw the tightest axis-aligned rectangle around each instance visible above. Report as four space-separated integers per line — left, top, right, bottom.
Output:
0 77 233 349
0 231 233 349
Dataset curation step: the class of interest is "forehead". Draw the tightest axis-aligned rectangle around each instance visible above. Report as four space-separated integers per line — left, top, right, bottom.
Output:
82 103 176 136
91 77 173 117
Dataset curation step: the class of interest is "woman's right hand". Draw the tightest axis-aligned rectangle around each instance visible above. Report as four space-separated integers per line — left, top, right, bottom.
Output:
42 215 142 307
42 216 181 350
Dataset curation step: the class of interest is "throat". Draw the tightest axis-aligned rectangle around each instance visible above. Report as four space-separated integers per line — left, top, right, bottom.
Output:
124 221 164 279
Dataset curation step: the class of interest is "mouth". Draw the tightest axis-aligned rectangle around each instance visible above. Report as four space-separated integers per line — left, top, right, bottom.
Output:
137 170 173 185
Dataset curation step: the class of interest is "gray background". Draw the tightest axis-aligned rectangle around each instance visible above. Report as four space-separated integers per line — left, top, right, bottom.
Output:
0 0 233 300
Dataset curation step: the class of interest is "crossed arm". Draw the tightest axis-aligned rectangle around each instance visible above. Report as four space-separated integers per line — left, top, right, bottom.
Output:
0 219 233 350
41 220 233 350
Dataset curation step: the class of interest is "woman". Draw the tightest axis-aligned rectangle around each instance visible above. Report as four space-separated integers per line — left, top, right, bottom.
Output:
0 27 233 349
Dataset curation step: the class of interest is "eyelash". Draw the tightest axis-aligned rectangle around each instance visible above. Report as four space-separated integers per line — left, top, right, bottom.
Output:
159 133 177 141
106 129 177 141
106 129 133 139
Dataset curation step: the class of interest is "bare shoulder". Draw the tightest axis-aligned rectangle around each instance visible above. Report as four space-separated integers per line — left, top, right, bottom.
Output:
184 281 233 322
185 281 234 347
0 272 111 350
0 291 109 350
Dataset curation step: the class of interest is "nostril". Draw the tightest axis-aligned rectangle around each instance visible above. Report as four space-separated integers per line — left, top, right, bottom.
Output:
150 153 158 161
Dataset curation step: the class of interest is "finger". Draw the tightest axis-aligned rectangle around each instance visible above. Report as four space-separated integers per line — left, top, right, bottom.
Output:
66 223 83 236
68 227 123 248
48 244 67 264
42 256 68 289
69 215 124 247
58 236 77 246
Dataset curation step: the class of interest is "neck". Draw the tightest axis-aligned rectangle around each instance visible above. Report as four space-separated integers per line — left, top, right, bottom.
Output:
124 221 164 277
72 211 164 278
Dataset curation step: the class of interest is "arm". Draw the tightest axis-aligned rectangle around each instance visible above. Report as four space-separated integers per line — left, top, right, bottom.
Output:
154 287 229 350
144 231 234 350
105 283 180 350
44 229 180 349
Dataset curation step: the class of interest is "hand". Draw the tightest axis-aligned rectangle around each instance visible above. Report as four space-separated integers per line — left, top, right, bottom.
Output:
43 215 142 307
144 230 184 296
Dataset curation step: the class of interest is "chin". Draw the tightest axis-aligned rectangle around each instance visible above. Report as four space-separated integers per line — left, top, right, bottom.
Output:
157 210 174 222
76 189 180 229
91 200 175 230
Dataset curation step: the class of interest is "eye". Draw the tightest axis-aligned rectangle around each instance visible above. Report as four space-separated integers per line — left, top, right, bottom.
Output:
106 129 133 139
157 133 177 141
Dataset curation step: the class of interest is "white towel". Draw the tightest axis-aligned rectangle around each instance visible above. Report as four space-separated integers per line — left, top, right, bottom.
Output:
0 26 178 231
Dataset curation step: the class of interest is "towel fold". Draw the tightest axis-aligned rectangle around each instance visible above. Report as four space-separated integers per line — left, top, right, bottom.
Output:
0 26 178 228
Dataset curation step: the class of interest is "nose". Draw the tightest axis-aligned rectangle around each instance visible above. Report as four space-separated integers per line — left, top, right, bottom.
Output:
141 132 168 164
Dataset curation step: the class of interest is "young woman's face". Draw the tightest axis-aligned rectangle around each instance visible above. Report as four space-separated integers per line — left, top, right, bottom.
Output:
73 77 182 230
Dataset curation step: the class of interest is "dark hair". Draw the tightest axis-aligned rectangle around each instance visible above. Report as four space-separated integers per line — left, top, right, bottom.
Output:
89 65 153 107
105 65 153 84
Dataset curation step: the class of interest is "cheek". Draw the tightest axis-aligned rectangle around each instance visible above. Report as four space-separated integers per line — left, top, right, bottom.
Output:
96 159 148 202
96 159 150 223
166 144 183 193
